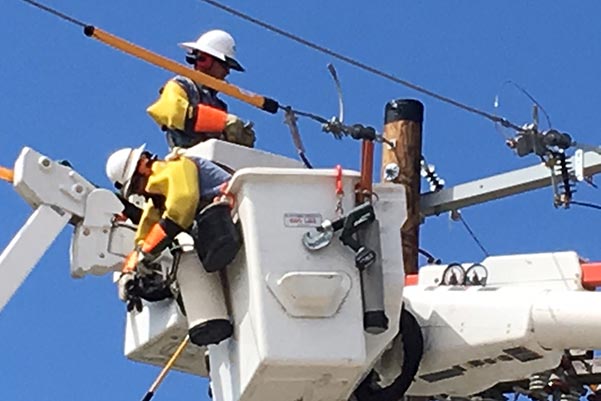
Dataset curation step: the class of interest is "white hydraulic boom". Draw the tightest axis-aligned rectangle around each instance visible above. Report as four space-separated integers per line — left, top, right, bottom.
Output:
0 147 131 312
3 142 601 401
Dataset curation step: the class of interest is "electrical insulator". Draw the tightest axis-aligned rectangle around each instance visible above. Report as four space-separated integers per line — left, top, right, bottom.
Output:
421 160 445 192
383 163 400 181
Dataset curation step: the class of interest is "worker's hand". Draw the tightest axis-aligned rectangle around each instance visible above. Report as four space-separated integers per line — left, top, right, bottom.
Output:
117 272 143 313
224 114 256 148
122 249 141 273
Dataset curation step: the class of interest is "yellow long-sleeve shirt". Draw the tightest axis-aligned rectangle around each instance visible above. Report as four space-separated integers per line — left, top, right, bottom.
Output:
146 79 227 134
134 158 200 245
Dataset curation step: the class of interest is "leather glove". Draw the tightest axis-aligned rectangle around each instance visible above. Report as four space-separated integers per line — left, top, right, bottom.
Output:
117 272 143 312
224 114 256 148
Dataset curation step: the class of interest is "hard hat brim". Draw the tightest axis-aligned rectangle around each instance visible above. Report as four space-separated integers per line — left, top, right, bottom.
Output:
224 56 244 72
121 143 146 197
178 42 244 72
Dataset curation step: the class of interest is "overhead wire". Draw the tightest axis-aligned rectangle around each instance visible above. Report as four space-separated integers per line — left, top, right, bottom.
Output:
199 0 524 132
493 80 552 141
570 200 601 211
455 212 490 257
501 80 552 128
21 0 529 152
22 0 86 27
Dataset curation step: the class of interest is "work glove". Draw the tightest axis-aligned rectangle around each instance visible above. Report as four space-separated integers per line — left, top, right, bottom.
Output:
224 114 256 148
118 272 143 313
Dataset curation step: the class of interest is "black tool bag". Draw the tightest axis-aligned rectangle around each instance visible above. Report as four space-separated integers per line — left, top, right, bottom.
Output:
192 201 242 272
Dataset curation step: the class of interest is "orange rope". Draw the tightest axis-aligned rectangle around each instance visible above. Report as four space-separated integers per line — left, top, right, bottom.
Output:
0 166 14 183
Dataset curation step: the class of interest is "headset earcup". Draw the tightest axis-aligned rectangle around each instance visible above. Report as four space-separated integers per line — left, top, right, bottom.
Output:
185 54 197 65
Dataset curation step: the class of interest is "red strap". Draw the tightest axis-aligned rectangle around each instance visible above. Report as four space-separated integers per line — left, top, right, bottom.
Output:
335 164 343 195
214 181 236 208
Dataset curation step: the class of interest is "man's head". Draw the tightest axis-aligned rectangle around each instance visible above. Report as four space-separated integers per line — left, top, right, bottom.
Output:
106 145 155 197
180 29 244 79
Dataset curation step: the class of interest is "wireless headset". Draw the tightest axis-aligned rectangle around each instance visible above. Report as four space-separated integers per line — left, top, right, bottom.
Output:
186 51 214 69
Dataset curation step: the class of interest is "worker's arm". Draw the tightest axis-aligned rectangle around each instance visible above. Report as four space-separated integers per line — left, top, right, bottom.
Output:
122 200 161 273
134 200 161 245
146 80 227 133
122 160 199 273
139 159 200 257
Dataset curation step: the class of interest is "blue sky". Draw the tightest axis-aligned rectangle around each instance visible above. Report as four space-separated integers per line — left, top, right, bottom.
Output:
1 1 600 400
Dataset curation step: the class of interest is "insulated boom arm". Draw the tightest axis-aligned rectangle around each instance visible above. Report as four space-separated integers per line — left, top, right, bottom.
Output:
0 147 132 311
0 205 71 311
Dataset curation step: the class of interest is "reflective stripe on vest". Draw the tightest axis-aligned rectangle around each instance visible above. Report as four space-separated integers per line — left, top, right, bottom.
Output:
165 76 228 149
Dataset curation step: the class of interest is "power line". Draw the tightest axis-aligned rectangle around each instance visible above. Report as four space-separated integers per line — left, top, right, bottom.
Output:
21 0 526 135
571 200 601 211
502 80 553 129
199 0 524 132
455 212 490 257
21 0 87 27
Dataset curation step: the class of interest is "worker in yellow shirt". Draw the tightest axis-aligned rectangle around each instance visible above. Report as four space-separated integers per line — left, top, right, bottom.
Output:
105 144 238 347
146 29 255 149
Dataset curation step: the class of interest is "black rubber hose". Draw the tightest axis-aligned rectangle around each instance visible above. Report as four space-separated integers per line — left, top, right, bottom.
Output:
353 308 424 401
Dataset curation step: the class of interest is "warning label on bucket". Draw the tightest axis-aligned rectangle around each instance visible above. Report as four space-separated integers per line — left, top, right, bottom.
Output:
283 213 323 227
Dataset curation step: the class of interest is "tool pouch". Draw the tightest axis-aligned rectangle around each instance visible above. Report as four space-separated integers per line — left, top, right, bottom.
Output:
191 201 242 272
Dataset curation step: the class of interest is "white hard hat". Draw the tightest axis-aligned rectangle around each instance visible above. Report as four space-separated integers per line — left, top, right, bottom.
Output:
179 29 244 72
105 144 146 196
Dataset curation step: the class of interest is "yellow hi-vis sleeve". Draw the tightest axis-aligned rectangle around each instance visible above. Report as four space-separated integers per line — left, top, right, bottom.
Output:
144 158 200 230
146 80 190 131
135 200 162 245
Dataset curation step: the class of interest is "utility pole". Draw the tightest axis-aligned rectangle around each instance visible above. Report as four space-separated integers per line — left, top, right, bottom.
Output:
381 99 424 274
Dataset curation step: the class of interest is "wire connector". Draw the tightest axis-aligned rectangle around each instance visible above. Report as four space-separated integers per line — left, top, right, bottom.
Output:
507 128 572 158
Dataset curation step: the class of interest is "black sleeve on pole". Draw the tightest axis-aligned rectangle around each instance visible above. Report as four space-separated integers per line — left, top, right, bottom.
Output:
385 99 424 124
262 97 279 114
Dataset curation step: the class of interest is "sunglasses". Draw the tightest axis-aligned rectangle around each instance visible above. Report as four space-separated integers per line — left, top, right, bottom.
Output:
186 51 229 71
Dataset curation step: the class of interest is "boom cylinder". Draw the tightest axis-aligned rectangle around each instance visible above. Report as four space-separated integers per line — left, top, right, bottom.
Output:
531 290 601 350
